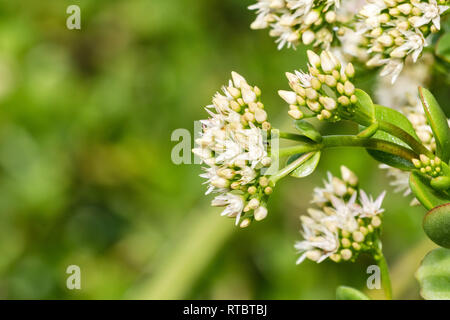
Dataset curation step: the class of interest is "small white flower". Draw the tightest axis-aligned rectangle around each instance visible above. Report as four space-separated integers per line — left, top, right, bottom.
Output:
380 59 404 84
411 0 449 30
212 193 245 225
379 164 412 196
358 190 386 217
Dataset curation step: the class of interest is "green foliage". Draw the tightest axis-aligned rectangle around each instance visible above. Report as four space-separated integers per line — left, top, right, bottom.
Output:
436 33 450 64
353 89 375 126
416 248 450 300
290 152 321 178
365 105 419 170
293 120 322 143
409 172 449 210
418 87 450 162
336 286 370 300
423 203 450 248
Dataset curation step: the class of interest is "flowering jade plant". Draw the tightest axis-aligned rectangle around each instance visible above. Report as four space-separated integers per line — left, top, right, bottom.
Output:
192 1 450 300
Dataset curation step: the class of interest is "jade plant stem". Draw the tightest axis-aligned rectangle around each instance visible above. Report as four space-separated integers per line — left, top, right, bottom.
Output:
277 134 417 161
374 250 393 300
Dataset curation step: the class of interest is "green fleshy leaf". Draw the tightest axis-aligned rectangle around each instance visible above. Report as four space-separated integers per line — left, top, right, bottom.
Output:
423 203 450 248
363 105 419 169
367 149 415 170
435 32 450 63
293 120 322 143
372 104 420 147
336 286 370 300
416 248 450 300
290 151 321 178
409 172 450 210
354 89 375 126
418 87 450 162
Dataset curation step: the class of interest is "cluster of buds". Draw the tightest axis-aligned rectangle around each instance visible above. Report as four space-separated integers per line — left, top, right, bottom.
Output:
279 50 357 122
295 166 386 264
358 0 449 83
192 72 274 227
412 154 443 177
248 0 352 50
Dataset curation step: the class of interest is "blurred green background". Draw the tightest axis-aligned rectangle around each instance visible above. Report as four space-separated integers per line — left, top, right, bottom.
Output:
0 0 447 299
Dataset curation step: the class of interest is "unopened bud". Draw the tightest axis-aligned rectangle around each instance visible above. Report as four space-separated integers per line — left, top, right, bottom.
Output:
254 206 268 221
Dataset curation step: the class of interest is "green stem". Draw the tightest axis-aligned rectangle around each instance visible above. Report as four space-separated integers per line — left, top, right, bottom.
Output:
375 249 393 300
269 152 315 184
377 120 433 158
278 131 312 142
278 135 417 161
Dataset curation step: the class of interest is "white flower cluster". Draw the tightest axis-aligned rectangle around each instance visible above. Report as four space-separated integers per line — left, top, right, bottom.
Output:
192 72 274 227
295 166 386 264
248 0 350 50
358 0 449 83
278 50 356 121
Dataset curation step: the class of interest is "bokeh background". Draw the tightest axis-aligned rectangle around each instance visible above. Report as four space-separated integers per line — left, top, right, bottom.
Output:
0 0 448 299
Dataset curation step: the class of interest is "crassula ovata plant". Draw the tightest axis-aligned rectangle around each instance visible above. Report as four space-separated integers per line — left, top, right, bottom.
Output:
192 0 450 300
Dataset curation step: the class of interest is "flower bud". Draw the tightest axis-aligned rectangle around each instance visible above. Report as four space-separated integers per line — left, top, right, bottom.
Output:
341 166 358 186
240 218 251 228
344 63 355 78
302 30 315 45
279 90 298 105
254 206 268 221
341 249 353 261
307 50 321 67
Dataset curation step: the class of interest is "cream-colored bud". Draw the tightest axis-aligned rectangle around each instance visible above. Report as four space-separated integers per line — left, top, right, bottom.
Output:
240 218 251 228
305 88 318 100
332 177 347 196
247 198 260 210
420 154 430 165
341 166 358 186
390 48 406 58
285 72 298 84
231 71 246 88
345 63 355 78
336 82 344 94
344 81 355 96
397 3 412 14
320 51 335 73
304 10 320 25
302 30 315 45
378 34 394 47
389 8 400 16
306 250 322 261
254 206 268 221
321 109 332 119
288 109 303 119
352 242 361 251
371 216 382 228
307 100 321 112
330 253 341 262
352 231 365 243
320 96 337 110
254 108 268 123
341 249 353 261
379 13 390 23
311 78 321 90
227 86 240 98
325 75 337 87
307 50 321 67
278 90 298 105
325 11 336 23
211 177 230 189
241 86 257 104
